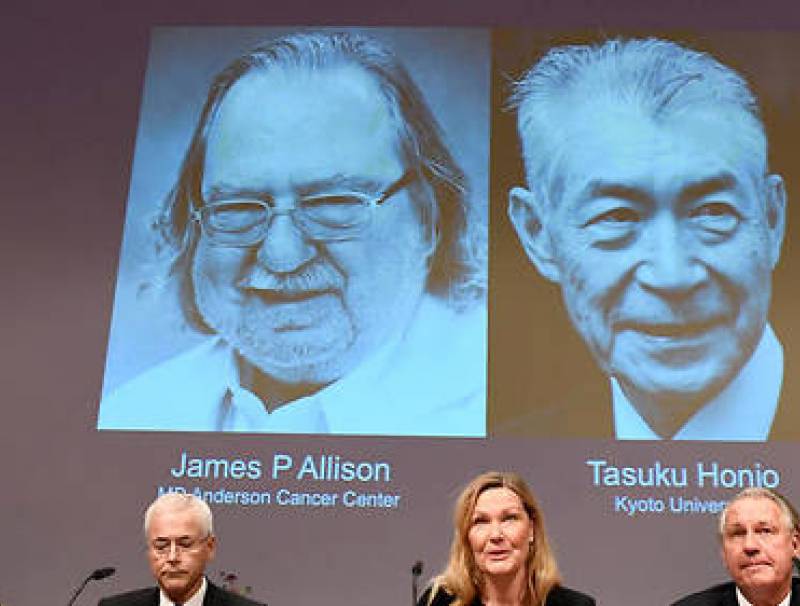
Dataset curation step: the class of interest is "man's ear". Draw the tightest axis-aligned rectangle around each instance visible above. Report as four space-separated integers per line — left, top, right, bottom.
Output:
207 534 217 560
508 186 561 284
765 173 787 269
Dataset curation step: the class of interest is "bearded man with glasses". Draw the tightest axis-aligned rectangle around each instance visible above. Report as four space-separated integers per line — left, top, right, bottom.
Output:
98 30 487 436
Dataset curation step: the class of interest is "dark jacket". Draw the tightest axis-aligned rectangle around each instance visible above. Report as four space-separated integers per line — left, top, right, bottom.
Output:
671 578 800 606
98 579 265 606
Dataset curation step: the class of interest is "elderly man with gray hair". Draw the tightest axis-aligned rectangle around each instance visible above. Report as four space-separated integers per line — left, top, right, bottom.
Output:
672 488 800 606
98 30 487 437
98 493 264 606
508 37 788 441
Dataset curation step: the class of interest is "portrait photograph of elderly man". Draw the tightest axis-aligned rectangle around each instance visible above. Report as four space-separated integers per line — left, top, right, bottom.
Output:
490 31 800 441
98 28 488 436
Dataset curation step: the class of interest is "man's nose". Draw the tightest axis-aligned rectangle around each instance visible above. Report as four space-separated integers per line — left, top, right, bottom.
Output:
742 531 762 554
167 542 181 562
254 213 317 274
634 215 707 293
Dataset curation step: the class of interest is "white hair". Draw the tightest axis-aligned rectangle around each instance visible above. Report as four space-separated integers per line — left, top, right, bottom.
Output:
510 37 767 203
143 493 213 538
718 487 795 537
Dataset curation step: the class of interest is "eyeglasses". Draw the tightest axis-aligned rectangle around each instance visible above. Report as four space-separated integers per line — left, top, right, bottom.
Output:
149 536 209 558
191 171 416 247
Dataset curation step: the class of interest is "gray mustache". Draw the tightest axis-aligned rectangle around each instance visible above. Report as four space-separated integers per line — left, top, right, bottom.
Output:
238 262 344 295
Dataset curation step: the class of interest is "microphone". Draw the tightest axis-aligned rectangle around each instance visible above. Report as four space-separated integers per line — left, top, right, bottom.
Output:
411 560 424 606
90 567 116 581
67 567 116 606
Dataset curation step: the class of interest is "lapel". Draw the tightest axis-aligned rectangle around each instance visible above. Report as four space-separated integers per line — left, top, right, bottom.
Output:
790 578 800 606
202 580 217 606
722 582 738 606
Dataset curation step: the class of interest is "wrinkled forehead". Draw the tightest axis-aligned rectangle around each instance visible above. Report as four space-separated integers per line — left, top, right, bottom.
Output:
522 94 768 195
724 496 787 530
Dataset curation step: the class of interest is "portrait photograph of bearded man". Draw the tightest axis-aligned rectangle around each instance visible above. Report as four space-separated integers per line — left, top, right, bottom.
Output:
490 31 800 441
97 28 488 436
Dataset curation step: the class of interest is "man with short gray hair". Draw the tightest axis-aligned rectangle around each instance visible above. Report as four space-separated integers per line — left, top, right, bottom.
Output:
99 493 264 606
672 488 800 606
508 37 787 440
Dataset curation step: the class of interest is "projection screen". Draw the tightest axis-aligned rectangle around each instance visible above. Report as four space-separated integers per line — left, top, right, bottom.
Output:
3 6 800 606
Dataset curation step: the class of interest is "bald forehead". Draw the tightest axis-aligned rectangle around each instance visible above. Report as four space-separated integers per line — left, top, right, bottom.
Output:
205 64 403 185
214 63 398 138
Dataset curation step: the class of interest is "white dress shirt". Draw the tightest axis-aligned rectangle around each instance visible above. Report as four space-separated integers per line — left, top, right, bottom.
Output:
99 295 486 436
159 576 207 606
735 584 791 606
613 325 783 441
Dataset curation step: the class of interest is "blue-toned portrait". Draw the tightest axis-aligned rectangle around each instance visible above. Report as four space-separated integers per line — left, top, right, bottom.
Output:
492 31 799 442
98 27 488 436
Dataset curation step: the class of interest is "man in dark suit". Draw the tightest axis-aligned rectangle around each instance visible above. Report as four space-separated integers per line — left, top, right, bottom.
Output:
672 488 800 606
98 493 264 606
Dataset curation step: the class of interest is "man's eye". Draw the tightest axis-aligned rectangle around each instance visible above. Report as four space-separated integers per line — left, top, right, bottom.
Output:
581 206 640 248
207 202 266 229
689 201 740 234
303 194 366 208
585 207 640 227
212 201 264 214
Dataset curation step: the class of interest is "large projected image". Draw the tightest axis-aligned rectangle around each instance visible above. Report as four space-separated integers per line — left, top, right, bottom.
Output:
490 30 800 442
8 12 800 606
97 28 488 436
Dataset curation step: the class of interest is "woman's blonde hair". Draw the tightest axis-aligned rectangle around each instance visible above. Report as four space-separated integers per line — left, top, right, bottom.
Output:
429 471 562 606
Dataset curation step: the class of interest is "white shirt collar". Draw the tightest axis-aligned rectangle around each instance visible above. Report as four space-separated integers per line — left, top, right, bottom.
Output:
735 584 791 606
218 295 486 436
159 575 206 606
613 325 783 441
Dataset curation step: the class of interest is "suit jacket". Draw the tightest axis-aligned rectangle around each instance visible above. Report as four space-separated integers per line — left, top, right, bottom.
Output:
418 584 596 606
671 578 800 605
98 579 265 606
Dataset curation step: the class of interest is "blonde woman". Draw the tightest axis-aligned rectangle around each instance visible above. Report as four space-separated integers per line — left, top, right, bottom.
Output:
420 471 595 606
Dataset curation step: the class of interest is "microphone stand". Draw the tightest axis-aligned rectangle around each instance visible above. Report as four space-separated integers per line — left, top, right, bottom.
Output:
411 561 423 606
67 567 116 606
67 576 92 606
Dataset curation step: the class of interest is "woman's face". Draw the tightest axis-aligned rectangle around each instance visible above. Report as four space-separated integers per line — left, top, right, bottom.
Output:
468 487 534 582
